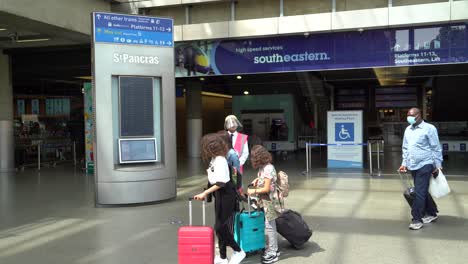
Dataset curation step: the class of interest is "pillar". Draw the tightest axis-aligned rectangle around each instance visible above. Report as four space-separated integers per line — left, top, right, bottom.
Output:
186 82 202 158
0 52 14 172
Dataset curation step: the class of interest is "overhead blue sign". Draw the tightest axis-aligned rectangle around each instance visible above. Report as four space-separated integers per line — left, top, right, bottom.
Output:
93 12 173 47
175 23 468 77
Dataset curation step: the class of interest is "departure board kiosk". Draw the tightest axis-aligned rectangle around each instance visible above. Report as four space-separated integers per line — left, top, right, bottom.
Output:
91 12 176 205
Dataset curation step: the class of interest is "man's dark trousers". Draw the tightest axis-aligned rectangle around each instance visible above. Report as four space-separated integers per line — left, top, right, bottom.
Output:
411 164 438 222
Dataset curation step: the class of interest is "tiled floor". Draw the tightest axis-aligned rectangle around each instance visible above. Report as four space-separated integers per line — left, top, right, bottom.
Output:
1 150 468 264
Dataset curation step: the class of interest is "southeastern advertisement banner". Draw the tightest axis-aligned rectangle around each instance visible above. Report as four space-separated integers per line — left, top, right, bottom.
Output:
175 23 468 77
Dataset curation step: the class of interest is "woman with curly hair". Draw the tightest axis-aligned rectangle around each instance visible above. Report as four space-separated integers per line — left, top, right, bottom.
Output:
193 133 246 264
247 145 281 264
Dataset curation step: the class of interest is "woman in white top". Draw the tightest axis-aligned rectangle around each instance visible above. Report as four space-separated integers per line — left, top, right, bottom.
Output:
194 133 246 264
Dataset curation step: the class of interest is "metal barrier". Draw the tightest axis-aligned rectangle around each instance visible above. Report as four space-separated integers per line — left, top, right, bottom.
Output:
368 140 384 176
298 136 319 149
305 141 324 173
15 138 42 170
15 139 77 171
38 140 77 170
305 142 368 172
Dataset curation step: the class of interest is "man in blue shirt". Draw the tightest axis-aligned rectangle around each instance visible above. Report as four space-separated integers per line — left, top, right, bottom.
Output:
399 107 443 230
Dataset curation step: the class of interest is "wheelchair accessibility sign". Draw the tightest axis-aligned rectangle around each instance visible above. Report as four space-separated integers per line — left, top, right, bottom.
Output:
327 110 363 168
335 123 354 142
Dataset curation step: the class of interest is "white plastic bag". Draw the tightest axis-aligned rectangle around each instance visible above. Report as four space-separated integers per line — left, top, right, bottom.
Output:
429 169 450 198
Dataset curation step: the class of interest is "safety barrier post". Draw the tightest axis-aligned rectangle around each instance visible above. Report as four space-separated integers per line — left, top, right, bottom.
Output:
306 141 309 173
368 140 384 176
368 140 372 176
376 141 380 172
381 140 385 172
37 144 41 171
73 141 77 167
309 141 312 172
376 141 381 176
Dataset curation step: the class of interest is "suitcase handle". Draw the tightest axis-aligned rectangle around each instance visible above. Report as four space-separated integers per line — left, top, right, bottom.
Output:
188 198 206 226
241 192 259 217
397 170 413 189
247 195 251 216
239 186 253 216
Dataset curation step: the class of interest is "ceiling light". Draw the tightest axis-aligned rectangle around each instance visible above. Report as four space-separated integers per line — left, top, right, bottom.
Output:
373 67 408 86
16 38 50 43
200 77 205 81
236 76 242 80
0 28 7 31
201 91 232 99
75 76 93 80
243 91 249 95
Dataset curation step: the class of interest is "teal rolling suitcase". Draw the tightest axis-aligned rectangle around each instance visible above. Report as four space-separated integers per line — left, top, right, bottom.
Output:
234 196 265 254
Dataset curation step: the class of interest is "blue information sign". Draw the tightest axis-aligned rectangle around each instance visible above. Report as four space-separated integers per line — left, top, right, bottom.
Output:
93 12 173 47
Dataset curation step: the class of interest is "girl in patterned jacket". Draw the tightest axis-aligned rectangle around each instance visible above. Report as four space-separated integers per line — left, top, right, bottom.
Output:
247 145 281 264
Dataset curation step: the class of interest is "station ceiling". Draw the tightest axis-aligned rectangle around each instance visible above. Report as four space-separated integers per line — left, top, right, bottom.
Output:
0 11 91 96
0 11 88 49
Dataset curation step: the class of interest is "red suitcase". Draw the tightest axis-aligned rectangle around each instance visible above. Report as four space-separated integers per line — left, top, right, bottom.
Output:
178 198 214 264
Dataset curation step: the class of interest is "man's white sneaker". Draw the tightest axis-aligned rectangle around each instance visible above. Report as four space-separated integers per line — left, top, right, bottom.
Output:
409 221 423 230
422 215 438 224
229 250 246 264
214 255 228 264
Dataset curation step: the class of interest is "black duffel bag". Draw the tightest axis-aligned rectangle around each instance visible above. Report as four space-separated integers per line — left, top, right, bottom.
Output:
275 209 312 249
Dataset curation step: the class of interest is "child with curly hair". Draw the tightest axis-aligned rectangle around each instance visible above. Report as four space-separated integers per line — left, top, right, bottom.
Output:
247 145 281 264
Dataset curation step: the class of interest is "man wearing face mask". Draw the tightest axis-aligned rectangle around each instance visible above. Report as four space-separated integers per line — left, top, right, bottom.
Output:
399 107 443 230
